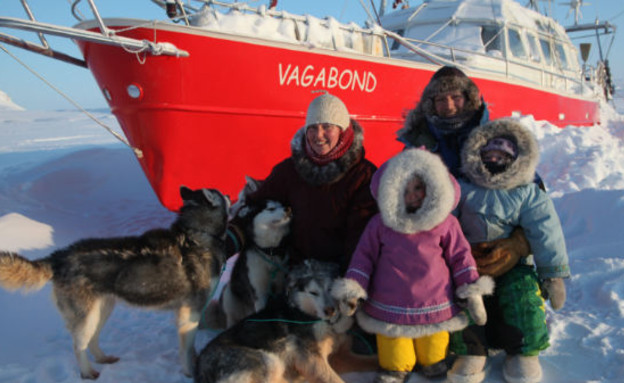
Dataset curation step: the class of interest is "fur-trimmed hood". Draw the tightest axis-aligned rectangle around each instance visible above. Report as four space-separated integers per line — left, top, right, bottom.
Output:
371 148 458 234
396 68 482 140
461 118 539 190
290 119 365 186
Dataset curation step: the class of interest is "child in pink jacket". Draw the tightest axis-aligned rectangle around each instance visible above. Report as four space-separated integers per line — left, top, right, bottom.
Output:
336 148 494 383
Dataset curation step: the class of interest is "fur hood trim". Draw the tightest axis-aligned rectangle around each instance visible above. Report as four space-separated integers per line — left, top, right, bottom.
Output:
397 71 482 139
372 148 456 234
461 118 539 189
290 119 364 185
455 276 495 299
356 310 469 339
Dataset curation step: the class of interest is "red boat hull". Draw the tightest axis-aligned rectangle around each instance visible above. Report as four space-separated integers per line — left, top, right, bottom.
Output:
77 22 599 210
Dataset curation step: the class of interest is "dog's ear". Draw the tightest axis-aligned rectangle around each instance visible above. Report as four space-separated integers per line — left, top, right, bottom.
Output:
244 176 262 194
180 186 198 204
180 186 228 209
201 189 226 208
236 205 251 219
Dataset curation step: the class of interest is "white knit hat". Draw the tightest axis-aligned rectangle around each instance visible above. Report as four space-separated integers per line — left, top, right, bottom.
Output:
305 93 350 131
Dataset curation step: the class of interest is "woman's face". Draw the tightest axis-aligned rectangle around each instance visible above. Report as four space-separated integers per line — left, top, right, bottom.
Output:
306 123 342 156
433 90 466 118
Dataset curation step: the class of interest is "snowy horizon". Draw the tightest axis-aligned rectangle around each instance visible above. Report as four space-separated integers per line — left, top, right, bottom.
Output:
1 90 624 382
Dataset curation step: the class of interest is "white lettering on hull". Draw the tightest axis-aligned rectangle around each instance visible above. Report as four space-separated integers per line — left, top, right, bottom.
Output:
278 63 377 92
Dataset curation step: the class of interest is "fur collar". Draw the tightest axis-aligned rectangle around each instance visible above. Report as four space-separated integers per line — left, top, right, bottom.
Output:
461 118 539 190
373 149 456 234
290 120 365 186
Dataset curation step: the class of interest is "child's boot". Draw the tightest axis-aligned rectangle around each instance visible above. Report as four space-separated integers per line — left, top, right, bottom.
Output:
421 359 448 378
446 355 487 383
374 369 409 383
502 355 542 383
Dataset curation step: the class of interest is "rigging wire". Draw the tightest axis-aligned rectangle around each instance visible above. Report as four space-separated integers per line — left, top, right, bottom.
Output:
610 8 624 22
0 43 143 159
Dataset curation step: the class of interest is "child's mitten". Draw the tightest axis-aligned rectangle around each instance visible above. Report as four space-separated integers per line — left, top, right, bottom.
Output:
541 278 566 310
331 278 367 316
456 276 495 325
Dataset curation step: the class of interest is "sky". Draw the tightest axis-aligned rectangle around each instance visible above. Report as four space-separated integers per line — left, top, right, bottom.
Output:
1 0 623 111
1 94 624 382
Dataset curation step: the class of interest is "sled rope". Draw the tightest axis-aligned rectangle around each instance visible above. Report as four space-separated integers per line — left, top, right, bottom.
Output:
255 246 290 281
0 43 144 158
246 318 322 325
348 329 376 355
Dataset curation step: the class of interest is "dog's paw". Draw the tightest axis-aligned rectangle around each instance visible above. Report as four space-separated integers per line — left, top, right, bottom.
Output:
80 369 100 380
331 278 367 316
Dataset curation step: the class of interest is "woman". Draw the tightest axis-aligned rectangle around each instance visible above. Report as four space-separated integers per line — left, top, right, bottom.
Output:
227 91 377 272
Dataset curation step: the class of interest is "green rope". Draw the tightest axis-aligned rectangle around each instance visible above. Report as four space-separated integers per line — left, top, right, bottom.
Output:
254 248 290 302
255 247 289 279
348 329 376 355
246 318 321 325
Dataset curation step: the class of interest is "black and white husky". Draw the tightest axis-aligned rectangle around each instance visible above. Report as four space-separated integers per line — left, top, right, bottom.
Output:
194 260 354 383
0 187 229 379
220 199 292 328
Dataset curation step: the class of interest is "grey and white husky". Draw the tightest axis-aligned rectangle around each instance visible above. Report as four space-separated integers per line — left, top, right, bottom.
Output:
220 199 292 328
194 260 354 383
0 187 229 380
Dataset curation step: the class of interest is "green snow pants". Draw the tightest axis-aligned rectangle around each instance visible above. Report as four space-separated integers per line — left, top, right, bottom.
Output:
450 265 550 356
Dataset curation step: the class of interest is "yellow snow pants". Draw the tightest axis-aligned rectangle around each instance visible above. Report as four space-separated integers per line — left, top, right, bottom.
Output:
376 331 449 372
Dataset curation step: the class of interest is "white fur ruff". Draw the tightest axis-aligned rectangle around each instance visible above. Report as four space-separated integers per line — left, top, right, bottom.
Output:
377 149 455 234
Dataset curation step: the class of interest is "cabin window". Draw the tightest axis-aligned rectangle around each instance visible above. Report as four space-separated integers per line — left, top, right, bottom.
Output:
390 29 404 51
481 26 504 54
527 34 541 62
507 28 527 59
554 43 570 69
539 38 554 65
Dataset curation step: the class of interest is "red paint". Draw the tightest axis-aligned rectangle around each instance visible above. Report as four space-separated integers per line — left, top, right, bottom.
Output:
77 23 599 210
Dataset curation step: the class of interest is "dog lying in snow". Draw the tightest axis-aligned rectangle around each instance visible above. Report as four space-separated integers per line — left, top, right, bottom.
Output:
194 260 356 383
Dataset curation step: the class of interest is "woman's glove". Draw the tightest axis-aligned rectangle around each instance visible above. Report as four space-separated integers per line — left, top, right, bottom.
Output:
472 227 531 277
541 278 566 310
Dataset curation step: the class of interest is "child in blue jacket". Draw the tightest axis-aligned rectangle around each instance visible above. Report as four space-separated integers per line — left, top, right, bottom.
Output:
449 118 570 383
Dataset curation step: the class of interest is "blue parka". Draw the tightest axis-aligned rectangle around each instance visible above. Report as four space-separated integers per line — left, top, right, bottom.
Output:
455 119 570 279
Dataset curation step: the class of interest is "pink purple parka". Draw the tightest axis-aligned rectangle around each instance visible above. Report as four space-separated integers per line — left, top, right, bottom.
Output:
345 148 492 339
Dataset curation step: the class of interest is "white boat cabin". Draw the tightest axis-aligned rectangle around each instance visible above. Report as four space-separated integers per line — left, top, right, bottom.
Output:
188 0 596 97
379 0 586 94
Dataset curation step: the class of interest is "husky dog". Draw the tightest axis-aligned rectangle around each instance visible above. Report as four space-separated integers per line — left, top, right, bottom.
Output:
194 260 352 383
220 199 292 328
0 187 229 380
229 175 262 219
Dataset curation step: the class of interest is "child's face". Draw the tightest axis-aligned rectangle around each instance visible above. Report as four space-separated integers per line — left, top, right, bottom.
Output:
481 149 512 164
405 175 426 213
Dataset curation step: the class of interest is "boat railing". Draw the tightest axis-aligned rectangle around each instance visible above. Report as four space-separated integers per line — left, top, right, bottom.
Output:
181 0 597 97
171 0 393 57
382 31 597 96
0 0 189 68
